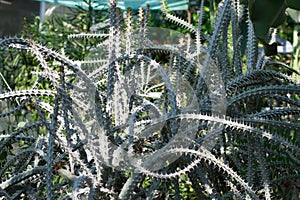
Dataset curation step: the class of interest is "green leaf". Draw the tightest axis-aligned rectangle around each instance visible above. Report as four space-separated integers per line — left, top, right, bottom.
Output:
17 121 27 128
240 0 248 5
252 21 270 42
285 0 300 10
248 0 287 55
287 8 300 22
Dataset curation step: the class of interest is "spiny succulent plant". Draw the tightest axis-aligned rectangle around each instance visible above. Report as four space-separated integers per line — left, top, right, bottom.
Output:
0 0 299 199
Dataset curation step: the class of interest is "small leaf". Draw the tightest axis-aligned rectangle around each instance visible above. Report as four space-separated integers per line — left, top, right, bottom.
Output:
287 8 300 22
17 121 27 128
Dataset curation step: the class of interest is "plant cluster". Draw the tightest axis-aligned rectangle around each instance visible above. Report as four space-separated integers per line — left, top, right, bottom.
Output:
0 0 299 199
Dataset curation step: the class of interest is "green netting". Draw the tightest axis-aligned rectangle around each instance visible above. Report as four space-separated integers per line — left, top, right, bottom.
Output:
35 0 189 10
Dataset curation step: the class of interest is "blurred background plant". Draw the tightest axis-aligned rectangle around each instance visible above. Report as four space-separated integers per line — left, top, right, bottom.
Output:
1 0 299 92
0 0 299 199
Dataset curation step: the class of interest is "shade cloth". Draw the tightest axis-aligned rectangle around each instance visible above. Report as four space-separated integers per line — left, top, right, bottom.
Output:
35 0 189 10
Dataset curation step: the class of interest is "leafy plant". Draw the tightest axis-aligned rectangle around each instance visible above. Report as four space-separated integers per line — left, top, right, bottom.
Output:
0 0 299 199
241 0 300 55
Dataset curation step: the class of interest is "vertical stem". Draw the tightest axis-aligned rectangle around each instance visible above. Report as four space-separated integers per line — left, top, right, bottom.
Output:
210 0 216 30
39 2 46 25
292 26 299 82
187 9 191 24
87 0 93 31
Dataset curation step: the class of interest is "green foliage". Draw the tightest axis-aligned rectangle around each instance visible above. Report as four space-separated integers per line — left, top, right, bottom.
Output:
241 0 300 55
0 0 299 199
